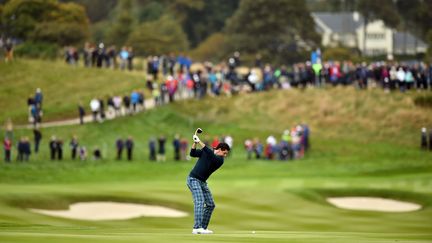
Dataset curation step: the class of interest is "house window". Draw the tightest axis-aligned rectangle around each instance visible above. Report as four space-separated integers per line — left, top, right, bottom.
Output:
367 33 385 40
369 48 386 55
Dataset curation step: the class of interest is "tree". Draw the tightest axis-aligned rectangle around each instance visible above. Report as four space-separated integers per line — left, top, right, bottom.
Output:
59 0 117 23
224 0 320 64
2 0 58 39
1 0 89 45
426 30 432 61
106 0 135 47
166 0 204 24
190 32 227 61
126 15 189 56
181 0 239 47
394 0 432 40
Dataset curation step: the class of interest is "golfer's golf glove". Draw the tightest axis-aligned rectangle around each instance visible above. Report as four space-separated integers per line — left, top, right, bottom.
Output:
193 135 200 143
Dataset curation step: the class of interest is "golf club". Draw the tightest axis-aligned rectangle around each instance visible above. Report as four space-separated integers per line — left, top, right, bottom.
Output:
195 128 203 136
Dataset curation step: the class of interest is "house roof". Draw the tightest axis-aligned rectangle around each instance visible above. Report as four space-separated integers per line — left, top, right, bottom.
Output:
312 12 363 33
393 32 427 49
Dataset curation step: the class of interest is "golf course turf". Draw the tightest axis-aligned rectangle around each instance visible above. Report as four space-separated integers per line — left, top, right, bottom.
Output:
1 59 432 242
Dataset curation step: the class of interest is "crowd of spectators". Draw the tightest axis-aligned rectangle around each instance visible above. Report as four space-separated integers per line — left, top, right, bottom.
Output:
4 45 432 163
55 48 432 127
244 124 310 161
65 42 135 71
2 127 200 163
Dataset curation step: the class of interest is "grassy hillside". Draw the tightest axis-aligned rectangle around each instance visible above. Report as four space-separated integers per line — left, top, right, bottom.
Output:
0 62 432 242
0 59 148 124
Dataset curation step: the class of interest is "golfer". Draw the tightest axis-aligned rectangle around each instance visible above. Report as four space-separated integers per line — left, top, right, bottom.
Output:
187 132 230 234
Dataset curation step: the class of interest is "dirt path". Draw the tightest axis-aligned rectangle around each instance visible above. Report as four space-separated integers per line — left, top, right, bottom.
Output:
16 96 167 129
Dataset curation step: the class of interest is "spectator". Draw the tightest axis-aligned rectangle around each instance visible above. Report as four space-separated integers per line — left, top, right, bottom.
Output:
3 137 12 162
116 138 124 160
93 147 102 160
397 67 406 92
90 98 100 122
180 138 188 161
17 137 30 162
429 128 432 151
125 136 134 161
4 38 14 62
265 135 277 159
99 98 106 121
4 118 13 142
119 46 129 70
30 104 41 127
107 96 115 118
253 138 263 159
405 68 414 90
173 134 181 161
131 90 140 113
152 83 161 106
27 95 35 122
302 124 310 152
70 135 79 160
157 135 166 162
96 43 106 68
107 45 117 69
211 136 220 148
33 128 42 153
34 88 43 109
78 103 85 125
49 136 57 160
244 139 253 160
82 42 92 67
149 137 156 161
113 95 122 117
279 140 290 161
79 146 87 161
127 46 134 71
23 137 31 161
138 90 145 111
421 127 428 150
57 139 63 160
123 94 131 115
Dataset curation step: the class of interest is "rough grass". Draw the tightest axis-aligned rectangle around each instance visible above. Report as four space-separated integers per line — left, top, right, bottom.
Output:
0 59 148 123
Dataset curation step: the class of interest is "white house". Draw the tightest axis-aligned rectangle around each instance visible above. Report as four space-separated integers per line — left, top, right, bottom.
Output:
312 11 427 56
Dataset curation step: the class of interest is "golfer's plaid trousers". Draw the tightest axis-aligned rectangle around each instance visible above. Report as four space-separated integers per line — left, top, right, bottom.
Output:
187 176 215 229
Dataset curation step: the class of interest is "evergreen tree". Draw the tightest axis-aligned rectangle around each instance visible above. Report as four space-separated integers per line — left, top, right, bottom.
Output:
1 0 89 45
127 14 189 55
106 0 135 47
224 0 320 64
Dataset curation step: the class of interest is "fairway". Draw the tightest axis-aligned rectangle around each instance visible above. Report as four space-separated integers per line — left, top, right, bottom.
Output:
2 0 432 241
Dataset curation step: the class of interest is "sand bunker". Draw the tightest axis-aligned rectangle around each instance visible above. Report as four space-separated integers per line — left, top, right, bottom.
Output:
30 201 188 221
327 197 421 212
